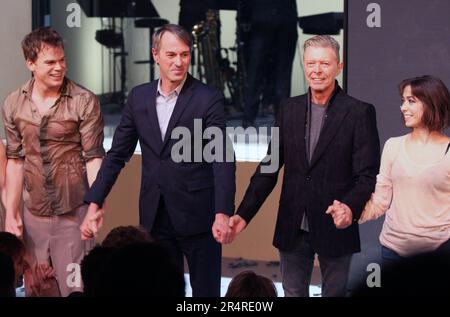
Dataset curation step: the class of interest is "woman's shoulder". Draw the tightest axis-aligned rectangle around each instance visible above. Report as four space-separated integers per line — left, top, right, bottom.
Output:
384 134 407 149
381 135 408 161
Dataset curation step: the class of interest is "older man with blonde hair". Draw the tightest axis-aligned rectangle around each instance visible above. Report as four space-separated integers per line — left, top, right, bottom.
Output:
228 35 380 297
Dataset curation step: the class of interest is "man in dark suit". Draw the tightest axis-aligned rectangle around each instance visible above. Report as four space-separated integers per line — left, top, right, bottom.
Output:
227 35 380 297
80 24 236 297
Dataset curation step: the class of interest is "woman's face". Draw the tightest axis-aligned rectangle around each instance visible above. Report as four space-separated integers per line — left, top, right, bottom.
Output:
400 85 425 129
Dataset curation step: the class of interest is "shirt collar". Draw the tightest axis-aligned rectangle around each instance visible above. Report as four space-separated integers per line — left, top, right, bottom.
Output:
157 75 187 98
21 77 72 98
307 80 341 109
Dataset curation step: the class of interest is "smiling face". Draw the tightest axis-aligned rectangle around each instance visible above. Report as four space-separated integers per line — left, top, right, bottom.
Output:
400 85 425 129
303 46 343 97
26 44 66 91
152 31 191 92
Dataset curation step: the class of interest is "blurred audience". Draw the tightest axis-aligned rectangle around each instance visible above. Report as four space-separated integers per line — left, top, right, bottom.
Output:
225 270 277 297
80 246 113 297
353 250 450 296
0 251 15 297
102 225 152 249
0 231 26 288
98 242 185 297
0 231 60 297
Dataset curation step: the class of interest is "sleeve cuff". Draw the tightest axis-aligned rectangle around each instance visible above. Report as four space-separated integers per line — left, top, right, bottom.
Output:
83 148 106 160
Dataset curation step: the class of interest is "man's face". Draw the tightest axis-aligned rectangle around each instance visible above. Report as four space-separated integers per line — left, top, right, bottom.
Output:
152 32 191 88
26 44 66 90
303 46 343 95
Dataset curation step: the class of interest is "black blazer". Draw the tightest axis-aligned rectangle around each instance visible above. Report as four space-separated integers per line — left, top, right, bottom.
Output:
85 75 236 236
237 85 380 257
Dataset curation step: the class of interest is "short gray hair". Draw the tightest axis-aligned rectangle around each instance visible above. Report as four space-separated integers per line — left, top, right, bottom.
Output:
303 35 340 62
152 24 192 53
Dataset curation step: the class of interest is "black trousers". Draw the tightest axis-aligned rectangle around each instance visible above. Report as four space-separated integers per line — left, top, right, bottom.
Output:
243 0 298 124
279 230 352 297
151 197 221 297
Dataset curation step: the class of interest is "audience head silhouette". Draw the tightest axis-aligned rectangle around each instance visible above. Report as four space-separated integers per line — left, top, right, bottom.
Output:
102 225 152 249
98 242 185 297
0 252 15 297
0 232 26 288
225 271 277 297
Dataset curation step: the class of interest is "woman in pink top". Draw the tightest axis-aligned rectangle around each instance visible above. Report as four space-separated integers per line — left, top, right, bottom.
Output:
0 141 6 285
0 141 6 208
358 75 450 268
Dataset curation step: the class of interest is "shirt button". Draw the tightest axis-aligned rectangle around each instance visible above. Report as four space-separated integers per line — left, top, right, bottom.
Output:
306 176 312 181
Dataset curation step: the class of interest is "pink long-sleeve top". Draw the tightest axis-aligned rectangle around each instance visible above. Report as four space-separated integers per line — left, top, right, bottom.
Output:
360 135 450 257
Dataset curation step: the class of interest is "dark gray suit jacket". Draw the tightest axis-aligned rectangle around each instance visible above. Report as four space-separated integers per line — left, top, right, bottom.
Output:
237 85 380 256
85 74 236 236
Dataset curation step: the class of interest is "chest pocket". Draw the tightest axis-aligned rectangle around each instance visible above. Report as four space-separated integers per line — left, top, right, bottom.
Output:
46 120 79 141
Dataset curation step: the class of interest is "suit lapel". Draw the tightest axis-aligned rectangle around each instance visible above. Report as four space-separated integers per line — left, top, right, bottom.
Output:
161 75 195 149
309 92 350 169
145 81 164 152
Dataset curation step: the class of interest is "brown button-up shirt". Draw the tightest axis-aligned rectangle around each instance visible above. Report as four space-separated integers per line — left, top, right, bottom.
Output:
2 78 105 216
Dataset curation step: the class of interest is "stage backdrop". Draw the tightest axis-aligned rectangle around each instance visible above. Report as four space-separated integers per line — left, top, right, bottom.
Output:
345 0 450 292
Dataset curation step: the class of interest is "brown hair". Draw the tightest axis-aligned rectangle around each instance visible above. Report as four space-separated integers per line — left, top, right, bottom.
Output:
102 226 152 249
399 75 450 131
225 271 277 297
21 27 64 62
0 232 26 263
152 24 192 53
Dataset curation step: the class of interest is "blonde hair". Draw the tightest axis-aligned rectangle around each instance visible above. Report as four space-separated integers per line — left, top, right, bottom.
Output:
303 35 340 62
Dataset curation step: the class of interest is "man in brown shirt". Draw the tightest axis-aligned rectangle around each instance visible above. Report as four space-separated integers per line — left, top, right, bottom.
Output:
2 27 105 296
